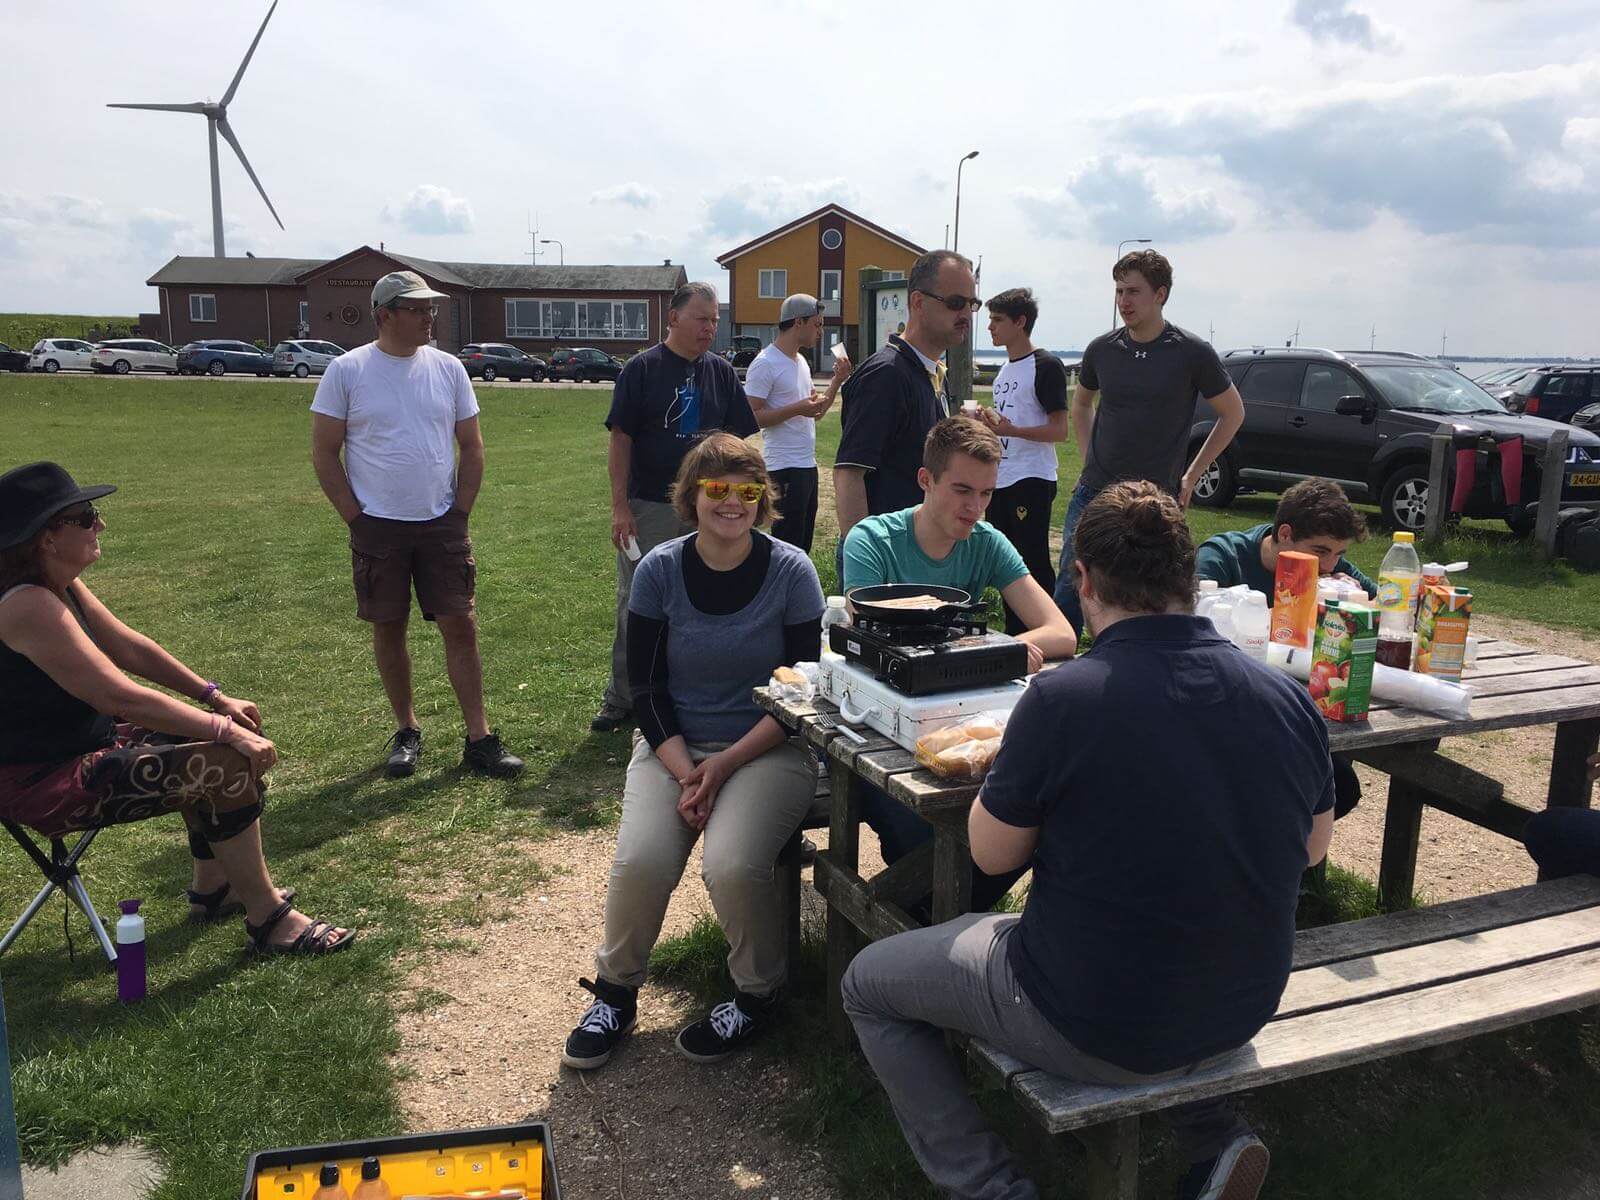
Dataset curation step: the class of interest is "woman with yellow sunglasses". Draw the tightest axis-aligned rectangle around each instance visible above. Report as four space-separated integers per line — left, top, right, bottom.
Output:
563 432 825 1071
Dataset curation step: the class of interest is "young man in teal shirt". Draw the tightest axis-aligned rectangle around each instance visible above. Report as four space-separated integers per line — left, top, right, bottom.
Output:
842 419 1077 672
1196 478 1376 598
841 418 1075 917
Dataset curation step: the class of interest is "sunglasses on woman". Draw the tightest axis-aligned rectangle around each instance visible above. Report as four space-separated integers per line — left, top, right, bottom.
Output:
698 479 766 503
54 504 100 530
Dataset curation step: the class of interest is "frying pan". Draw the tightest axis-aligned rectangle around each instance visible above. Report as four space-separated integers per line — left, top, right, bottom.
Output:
845 584 985 627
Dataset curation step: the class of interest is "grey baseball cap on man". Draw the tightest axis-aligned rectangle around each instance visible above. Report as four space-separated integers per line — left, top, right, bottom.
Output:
372 270 449 309
779 293 824 322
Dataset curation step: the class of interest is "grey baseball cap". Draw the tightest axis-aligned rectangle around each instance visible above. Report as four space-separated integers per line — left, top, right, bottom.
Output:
779 293 824 322
372 270 449 309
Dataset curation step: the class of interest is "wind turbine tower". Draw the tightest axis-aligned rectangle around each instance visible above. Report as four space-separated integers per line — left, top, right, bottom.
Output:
107 1 284 257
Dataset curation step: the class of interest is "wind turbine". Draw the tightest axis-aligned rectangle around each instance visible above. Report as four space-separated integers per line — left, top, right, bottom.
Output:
107 1 284 258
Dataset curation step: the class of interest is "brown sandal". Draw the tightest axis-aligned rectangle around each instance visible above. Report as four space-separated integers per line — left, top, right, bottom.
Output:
244 898 356 957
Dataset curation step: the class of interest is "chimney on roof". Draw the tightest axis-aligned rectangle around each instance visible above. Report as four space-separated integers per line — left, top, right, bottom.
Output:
246 251 255 258
380 241 385 252
663 259 671 266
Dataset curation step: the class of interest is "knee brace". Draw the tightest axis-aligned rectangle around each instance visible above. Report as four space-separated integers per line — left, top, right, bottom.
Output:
199 795 265 845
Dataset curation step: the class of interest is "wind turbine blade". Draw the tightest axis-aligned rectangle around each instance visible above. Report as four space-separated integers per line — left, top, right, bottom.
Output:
221 0 278 107
107 102 209 113
217 116 284 230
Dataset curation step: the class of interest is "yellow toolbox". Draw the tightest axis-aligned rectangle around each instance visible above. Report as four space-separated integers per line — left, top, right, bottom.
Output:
241 1121 560 1199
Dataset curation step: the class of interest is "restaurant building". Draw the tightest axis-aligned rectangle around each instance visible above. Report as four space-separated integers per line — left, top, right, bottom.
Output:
144 246 688 355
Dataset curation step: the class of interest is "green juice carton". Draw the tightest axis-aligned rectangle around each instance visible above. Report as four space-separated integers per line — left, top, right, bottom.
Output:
1310 600 1378 722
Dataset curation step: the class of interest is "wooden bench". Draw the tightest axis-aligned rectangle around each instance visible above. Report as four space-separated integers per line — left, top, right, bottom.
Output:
969 875 1600 1199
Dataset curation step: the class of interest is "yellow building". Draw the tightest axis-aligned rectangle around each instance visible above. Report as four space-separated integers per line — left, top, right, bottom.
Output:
716 204 925 362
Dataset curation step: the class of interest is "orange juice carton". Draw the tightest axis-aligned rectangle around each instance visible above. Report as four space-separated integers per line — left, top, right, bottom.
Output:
1414 586 1472 681
1310 601 1378 722
1270 551 1320 648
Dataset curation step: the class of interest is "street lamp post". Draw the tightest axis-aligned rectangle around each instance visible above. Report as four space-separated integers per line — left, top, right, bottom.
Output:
1112 237 1152 329
950 150 980 408
953 150 979 252
540 238 565 266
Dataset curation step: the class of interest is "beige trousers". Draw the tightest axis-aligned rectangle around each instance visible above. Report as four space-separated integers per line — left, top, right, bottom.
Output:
594 731 816 994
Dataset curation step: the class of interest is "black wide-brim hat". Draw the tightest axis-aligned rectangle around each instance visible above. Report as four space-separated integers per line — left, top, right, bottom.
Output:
0 462 116 550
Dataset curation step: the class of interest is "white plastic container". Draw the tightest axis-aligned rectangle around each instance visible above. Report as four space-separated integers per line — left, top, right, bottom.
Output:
818 596 849 693
1209 599 1236 642
820 659 1028 752
1233 591 1270 660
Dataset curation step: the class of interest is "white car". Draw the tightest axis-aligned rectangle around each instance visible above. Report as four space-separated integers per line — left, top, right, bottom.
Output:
29 338 97 373
272 339 345 377
91 339 178 375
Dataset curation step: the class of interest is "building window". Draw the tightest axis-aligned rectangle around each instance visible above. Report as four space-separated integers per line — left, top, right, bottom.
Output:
189 294 217 322
820 228 843 251
758 269 787 299
881 271 905 281
298 301 309 329
820 270 842 302
505 297 650 340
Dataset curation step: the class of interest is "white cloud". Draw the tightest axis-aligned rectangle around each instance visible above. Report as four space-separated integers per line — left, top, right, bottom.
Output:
1014 157 1235 244
1220 36 1258 56
382 184 474 235
701 177 860 242
1289 0 1398 51
590 182 661 209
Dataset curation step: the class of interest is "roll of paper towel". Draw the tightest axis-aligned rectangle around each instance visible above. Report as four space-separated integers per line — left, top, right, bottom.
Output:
1266 643 1471 720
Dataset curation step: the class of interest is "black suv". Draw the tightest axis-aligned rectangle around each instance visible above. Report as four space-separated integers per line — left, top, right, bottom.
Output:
548 347 624 383
1189 348 1600 533
459 343 547 382
1505 365 1599 425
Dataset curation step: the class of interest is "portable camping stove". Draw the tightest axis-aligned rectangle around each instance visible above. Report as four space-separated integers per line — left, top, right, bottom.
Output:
828 616 1028 696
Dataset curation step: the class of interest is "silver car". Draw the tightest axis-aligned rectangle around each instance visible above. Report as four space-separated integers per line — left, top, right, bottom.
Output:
273 339 345 378
29 338 97 373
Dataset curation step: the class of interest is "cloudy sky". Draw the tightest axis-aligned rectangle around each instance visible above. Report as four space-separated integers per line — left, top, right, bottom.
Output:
2 0 1597 357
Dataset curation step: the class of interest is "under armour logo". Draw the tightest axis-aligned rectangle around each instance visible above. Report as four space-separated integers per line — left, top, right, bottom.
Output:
1134 350 1148 359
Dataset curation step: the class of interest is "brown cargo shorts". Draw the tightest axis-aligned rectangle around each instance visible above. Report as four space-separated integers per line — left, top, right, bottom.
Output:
348 508 476 623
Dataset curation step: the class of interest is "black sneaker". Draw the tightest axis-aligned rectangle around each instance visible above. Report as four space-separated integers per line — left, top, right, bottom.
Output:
675 989 778 1063
590 702 632 733
384 727 422 778
561 977 638 1070
1176 1133 1269 1200
463 730 524 778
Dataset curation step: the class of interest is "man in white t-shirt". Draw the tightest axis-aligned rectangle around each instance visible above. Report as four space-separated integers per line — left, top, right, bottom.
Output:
744 294 851 551
310 270 523 779
978 287 1070 635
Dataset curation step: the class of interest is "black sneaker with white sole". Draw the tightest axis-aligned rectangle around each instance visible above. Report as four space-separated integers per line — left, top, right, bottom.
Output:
561 977 638 1070
675 989 779 1063
384 727 422 778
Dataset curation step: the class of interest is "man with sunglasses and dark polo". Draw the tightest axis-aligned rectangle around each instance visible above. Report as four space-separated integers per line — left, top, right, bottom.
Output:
311 270 524 779
834 250 976 552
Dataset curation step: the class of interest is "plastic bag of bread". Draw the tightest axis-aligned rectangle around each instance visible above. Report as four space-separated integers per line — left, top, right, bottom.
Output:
769 662 818 703
915 711 1010 781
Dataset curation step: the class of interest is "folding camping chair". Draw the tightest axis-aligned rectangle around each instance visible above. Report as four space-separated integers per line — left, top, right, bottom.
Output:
0 818 118 965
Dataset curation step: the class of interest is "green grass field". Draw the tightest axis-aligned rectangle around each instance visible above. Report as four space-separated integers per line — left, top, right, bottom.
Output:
0 314 139 350
1 375 1597 1199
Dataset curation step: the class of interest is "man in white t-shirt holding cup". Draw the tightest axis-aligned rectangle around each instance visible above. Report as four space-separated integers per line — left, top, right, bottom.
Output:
743 294 851 552
977 287 1070 634
310 270 524 780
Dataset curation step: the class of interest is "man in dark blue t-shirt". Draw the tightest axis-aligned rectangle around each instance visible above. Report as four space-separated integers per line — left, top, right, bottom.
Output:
594 282 758 731
844 481 1334 1200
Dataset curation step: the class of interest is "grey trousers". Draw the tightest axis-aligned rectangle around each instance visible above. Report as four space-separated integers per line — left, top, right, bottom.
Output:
603 498 693 711
594 732 817 994
842 914 1251 1200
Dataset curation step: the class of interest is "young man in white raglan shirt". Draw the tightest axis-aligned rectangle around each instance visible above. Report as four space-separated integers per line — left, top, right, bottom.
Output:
979 287 1070 635
743 294 851 552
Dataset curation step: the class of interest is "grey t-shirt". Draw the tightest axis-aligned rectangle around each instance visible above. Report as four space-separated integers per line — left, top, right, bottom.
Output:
1078 323 1231 494
629 534 825 745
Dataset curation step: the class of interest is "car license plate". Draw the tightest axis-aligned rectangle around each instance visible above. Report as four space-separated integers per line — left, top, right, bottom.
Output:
1570 472 1600 487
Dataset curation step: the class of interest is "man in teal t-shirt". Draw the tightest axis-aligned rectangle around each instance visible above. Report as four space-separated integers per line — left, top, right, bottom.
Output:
1196 479 1377 599
842 420 1077 672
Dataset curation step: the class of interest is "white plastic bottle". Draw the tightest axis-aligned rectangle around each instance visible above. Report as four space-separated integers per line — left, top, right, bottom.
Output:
1194 579 1219 614
819 595 848 696
1377 531 1422 613
1209 599 1236 643
1233 591 1270 660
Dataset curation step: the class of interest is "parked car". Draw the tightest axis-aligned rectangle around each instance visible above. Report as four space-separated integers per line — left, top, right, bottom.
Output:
272 339 345 378
1188 348 1600 533
91 339 178 375
722 334 762 370
459 343 548 382
1573 402 1600 436
547 347 623 382
177 339 273 376
0 341 30 372
29 338 97 373
1505 366 1599 425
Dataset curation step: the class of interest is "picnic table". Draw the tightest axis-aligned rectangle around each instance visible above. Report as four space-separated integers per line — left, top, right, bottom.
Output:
755 635 1600 1044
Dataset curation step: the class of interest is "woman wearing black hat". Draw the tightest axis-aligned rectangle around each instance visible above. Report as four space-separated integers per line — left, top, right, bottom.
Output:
0 462 354 956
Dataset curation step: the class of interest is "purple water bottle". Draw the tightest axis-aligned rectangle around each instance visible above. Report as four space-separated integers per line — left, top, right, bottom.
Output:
116 899 146 1003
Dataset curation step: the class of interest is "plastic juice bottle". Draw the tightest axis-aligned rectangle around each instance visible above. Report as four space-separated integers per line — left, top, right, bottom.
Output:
351 1157 391 1200
1377 531 1422 613
116 898 145 1003
312 1163 350 1200
1233 591 1270 660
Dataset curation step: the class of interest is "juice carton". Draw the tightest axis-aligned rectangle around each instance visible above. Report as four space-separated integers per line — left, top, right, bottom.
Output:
1414 585 1472 681
1270 550 1320 648
1310 600 1378 722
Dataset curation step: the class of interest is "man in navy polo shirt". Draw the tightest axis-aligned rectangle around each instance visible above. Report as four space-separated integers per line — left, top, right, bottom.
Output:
844 481 1335 1200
